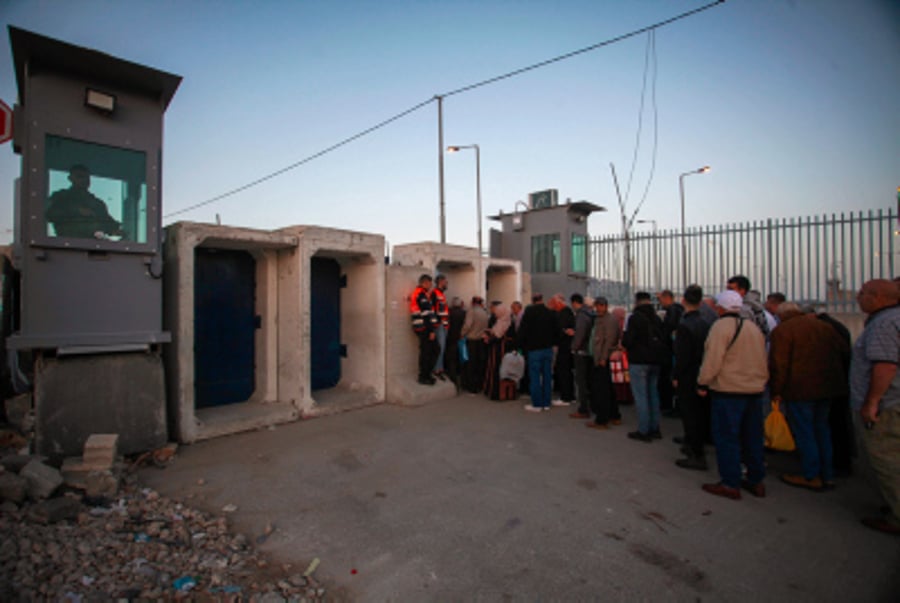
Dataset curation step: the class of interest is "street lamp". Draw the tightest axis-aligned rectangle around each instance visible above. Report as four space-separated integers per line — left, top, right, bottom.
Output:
679 165 710 287
637 219 659 292
447 144 482 255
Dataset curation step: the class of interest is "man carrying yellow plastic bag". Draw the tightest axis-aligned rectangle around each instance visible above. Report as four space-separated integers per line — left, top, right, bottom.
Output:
769 303 851 492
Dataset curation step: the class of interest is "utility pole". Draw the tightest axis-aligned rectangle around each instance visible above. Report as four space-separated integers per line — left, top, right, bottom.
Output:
436 95 446 243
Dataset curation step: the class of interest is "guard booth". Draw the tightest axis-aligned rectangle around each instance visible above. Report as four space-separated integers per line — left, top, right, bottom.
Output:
6 27 181 457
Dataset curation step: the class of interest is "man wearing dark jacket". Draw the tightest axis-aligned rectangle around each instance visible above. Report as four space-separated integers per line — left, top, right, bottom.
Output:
623 291 667 442
673 285 714 469
569 293 596 419
658 289 684 415
517 294 560 412
551 293 576 406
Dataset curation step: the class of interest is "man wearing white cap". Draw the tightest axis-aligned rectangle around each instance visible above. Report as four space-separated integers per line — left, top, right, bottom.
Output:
696 290 769 500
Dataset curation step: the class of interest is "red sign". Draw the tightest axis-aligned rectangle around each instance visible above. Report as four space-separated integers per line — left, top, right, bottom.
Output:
0 99 12 145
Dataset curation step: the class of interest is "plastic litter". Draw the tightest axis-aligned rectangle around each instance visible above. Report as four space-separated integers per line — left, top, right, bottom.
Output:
173 576 197 592
303 557 320 578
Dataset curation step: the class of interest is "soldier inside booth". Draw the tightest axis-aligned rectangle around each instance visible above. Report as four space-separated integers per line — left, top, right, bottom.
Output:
44 135 147 243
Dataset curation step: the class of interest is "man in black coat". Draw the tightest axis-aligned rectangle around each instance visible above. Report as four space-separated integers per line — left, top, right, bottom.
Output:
673 285 715 469
622 291 667 442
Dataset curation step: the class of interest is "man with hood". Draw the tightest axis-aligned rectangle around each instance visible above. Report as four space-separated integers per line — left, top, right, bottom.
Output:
727 275 772 339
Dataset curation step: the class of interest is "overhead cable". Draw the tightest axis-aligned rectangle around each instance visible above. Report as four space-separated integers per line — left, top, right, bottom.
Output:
166 0 725 218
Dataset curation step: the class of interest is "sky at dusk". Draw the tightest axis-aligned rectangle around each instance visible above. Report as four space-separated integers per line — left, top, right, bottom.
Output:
1 0 898 250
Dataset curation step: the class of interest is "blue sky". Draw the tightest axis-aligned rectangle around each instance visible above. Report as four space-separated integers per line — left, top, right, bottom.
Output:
1 0 898 249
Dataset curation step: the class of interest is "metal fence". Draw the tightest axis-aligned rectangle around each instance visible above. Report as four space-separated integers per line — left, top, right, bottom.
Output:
588 208 897 311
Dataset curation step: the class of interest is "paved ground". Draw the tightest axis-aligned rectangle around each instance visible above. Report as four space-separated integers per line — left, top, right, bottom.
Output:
141 394 900 602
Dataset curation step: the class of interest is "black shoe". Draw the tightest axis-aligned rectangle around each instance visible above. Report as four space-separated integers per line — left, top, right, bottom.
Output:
673 435 685 445
675 455 708 471
627 431 653 443
662 408 681 419
648 429 663 440
418 376 436 385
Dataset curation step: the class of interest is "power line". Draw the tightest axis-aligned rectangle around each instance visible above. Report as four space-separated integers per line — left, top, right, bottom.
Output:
630 29 660 228
164 97 435 218
166 0 726 219
440 0 724 98
624 31 654 205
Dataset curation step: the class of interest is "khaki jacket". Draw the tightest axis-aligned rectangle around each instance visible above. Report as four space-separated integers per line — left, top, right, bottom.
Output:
698 314 768 394
591 312 621 363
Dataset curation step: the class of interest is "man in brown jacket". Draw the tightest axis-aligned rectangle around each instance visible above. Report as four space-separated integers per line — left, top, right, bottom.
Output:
587 297 622 429
770 303 851 491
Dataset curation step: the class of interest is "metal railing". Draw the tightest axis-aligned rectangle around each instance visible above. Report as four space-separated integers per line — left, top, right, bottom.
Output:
588 208 896 311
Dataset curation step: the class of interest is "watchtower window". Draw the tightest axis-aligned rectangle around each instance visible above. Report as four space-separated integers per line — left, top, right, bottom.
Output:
44 135 147 243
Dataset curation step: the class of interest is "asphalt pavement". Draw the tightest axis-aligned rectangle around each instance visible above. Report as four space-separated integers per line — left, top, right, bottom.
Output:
140 393 900 602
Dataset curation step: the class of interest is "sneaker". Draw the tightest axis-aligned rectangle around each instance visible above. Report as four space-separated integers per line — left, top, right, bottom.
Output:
702 482 741 500
860 517 900 535
780 474 824 491
675 456 708 471
551 399 570 407
568 412 590 419
586 421 609 430
524 404 543 413
741 480 766 498
541 406 551 412
627 431 653 443
648 429 663 440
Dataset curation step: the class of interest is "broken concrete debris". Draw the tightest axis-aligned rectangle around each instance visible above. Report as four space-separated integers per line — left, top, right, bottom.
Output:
0 430 331 601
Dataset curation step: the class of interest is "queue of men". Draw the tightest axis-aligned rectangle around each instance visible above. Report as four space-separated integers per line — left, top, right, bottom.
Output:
410 274 900 536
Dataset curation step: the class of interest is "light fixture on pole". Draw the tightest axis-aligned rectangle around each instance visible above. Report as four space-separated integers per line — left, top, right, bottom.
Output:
637 219 659 292
447 144 482 255
679 165 710 287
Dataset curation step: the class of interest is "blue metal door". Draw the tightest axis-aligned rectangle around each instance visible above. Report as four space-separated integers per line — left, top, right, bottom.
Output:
194 248 256 407
311 257 341 390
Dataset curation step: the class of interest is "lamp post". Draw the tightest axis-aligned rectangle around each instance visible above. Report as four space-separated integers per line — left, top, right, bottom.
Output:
447 144 482 255
679 165 710 287
637 219 659 292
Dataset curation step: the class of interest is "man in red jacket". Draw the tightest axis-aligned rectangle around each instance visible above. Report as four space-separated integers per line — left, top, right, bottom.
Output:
410 274 439 385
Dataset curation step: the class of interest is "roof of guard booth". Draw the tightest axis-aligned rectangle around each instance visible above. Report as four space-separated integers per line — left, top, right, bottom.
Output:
487 201 606 221
9 26 182 110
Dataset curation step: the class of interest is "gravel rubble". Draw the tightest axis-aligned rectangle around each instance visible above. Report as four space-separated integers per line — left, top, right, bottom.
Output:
0 459 338 601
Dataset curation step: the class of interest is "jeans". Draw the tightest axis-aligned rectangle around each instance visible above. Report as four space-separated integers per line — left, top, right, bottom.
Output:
785 399 833 482
630 364 661 434
433 327 447 372
527 347 553 408
710 393 766 489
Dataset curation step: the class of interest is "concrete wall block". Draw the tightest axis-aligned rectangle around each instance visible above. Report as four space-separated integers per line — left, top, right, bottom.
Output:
61 457 91 490
85 470 120 498
35 353 166 458
21 459 63 500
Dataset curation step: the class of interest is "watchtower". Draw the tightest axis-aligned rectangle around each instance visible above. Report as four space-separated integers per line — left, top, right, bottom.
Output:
7 27 181 456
